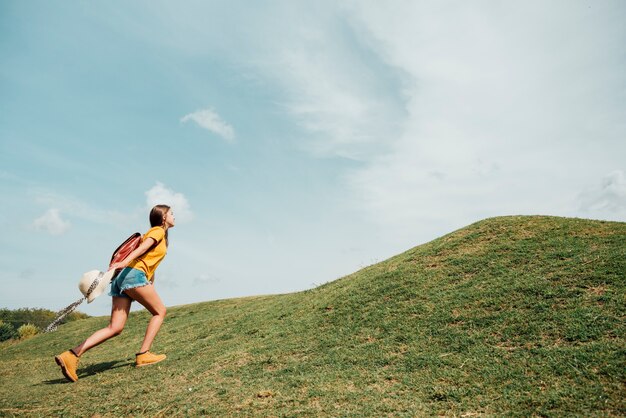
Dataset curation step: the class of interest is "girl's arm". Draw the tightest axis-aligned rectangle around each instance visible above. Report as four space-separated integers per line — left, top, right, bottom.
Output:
109 238 157 271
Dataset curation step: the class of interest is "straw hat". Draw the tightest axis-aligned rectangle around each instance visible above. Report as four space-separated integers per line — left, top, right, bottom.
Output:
78 270 116 303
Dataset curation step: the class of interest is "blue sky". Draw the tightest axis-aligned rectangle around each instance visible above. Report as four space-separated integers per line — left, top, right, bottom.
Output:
1 1 625 316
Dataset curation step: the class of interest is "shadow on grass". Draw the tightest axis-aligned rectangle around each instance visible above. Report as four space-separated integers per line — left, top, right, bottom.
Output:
42 360 133 385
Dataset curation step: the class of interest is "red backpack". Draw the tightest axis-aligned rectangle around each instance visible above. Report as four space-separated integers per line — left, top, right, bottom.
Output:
109 232 142 270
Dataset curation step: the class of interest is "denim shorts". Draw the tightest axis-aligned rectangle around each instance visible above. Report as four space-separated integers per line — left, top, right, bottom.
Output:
109 267 151 299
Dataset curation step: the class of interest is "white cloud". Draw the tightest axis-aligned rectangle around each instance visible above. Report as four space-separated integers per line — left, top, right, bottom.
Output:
32 208 71 235
180 108 235 141
579 170 626 215
145 182 193 223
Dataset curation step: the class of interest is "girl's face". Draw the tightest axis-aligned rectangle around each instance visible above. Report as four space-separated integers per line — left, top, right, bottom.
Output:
164 210 175 228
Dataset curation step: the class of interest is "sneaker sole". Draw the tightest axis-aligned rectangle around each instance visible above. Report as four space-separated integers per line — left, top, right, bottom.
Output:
135 356 166 367
55 356 78 382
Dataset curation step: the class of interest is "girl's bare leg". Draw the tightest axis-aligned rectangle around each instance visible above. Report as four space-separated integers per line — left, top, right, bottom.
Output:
72 296 132 356
123 284 166 353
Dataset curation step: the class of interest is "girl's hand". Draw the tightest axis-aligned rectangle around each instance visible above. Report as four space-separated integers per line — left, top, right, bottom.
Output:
109 262 126 272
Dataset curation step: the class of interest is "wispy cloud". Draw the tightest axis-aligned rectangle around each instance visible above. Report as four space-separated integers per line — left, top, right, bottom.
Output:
278 50 406 160
145 182 193 223
163 1 624 234
579 170 626 215
153 273 179 289
192 274 220 286
32 208 71 235
249 9 408 160
336 2 626 232
30 189 130 226
180 108 235 141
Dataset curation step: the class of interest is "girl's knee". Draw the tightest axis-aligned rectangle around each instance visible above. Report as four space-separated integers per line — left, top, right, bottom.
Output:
149 305 166 317
109 324 125 336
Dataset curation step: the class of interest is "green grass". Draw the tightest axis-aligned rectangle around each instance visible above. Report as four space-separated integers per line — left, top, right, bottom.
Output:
1 216 624 416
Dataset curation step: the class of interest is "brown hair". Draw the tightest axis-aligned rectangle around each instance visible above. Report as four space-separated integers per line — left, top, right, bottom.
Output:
149 204 170 246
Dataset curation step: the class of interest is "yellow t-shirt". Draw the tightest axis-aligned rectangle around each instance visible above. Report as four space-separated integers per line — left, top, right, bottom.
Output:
127 226 167 281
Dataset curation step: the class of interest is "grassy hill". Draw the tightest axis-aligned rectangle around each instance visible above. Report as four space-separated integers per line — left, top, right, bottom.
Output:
1 216 624 416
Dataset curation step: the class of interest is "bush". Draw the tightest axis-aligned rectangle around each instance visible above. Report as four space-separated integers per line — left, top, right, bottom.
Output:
17 323 39 340
0 320 16 342
0 307 89 330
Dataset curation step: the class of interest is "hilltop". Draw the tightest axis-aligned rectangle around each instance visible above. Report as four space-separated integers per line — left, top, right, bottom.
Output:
0 216 624 416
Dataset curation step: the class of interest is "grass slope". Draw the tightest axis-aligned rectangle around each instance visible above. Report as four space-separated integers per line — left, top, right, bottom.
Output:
1 216 624 417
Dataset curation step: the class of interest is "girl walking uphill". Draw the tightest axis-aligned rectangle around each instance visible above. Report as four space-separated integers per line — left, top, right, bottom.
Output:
55 205 175 382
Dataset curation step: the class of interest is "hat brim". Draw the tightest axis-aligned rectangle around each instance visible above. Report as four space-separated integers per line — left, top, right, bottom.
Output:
87 269 116 303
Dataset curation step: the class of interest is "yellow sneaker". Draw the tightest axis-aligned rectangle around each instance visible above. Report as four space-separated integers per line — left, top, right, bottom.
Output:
135 351 166 367
55 350 79 382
